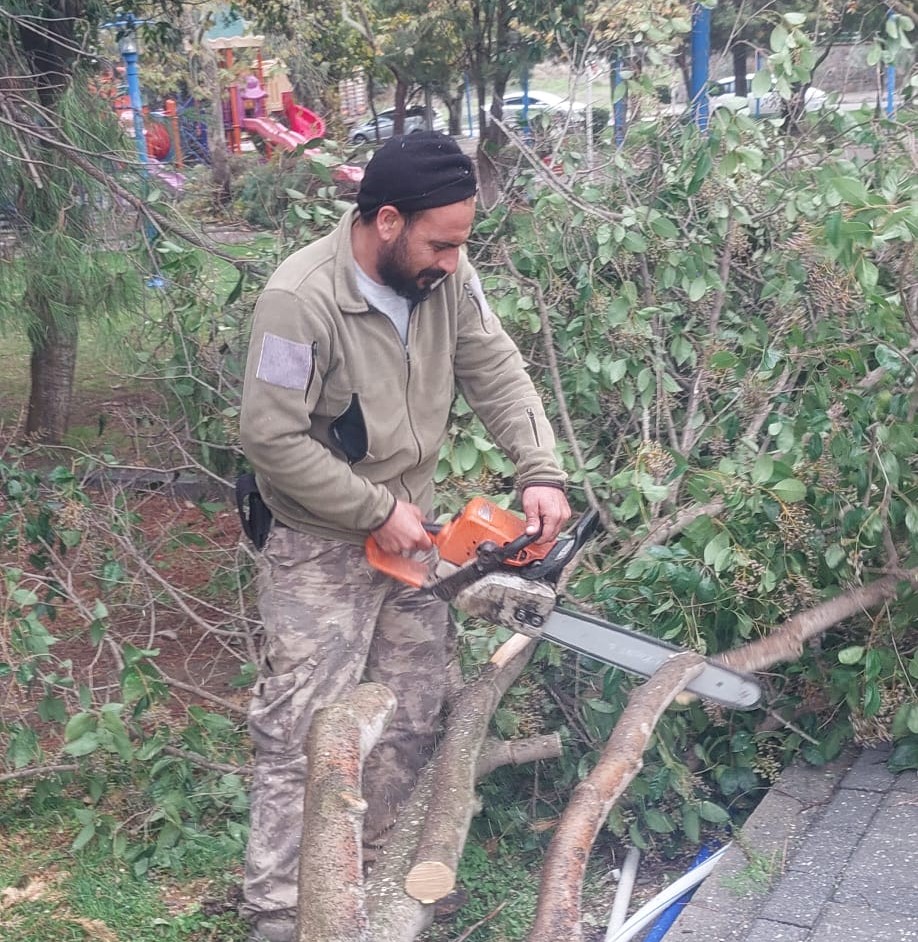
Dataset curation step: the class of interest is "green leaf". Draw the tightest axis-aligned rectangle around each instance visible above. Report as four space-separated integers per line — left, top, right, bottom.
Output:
682 806 701 843
838 646 864 665
703 531 729 568
698 800 730 824
72 823 96 852
63 732 101 757
907 704 918 735
585 698 616 714
65 712 97 742
688 277 706 302
710 351 738 369
889 740 918 773
824 544 846 569
772 478 806 503
831 176 870 206
605 359 628 384
644 809 676 833
752 456 774 485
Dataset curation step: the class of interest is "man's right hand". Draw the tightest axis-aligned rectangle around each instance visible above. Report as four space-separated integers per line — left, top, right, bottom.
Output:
370 500 433 555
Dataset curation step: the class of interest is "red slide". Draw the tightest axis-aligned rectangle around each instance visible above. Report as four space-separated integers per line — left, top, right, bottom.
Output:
241 116 310 151
283 95 326 140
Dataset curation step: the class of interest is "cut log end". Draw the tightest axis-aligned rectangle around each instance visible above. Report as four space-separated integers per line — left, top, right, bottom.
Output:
404 860 456 903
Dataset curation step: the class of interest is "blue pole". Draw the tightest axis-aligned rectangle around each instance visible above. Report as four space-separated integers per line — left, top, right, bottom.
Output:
754 50 763 119
123 46 149 166
463 71 474 138
886 9 896 118
613 51 626 147
690 3 712 131
642 845 717 942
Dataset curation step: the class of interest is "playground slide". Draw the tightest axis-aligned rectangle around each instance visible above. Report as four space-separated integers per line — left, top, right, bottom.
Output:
284 100 326 140
241 116 310 151
241 115 364 185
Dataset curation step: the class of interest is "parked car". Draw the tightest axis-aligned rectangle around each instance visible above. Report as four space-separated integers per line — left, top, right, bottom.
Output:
708 74 828 116
500 90 588 128
348 106 446 144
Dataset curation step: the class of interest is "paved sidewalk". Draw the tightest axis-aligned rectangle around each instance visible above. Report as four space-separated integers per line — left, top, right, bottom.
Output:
668 744 918 941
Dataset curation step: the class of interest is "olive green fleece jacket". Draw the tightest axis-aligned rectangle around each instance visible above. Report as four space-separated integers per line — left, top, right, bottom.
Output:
239 207 565 545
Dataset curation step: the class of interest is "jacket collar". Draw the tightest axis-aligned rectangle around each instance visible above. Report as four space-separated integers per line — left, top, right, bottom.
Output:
333 206 370 315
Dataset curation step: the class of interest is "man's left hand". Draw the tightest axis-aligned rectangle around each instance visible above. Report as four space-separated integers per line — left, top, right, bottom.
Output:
522 485 571 544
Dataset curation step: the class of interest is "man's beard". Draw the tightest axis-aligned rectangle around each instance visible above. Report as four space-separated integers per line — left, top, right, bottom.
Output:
377 233 446 305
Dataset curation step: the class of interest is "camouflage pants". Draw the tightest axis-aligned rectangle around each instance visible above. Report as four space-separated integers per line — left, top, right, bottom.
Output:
242 524 450 923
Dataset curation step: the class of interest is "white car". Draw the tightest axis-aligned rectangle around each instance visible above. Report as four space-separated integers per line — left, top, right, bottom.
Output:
500 90 588 128
348 106 446 145
709 74 828 116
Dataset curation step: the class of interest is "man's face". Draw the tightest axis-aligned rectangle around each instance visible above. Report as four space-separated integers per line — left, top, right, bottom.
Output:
376 199 476 303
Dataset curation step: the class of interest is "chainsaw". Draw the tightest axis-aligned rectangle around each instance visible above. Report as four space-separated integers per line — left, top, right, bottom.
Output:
366 497 762 710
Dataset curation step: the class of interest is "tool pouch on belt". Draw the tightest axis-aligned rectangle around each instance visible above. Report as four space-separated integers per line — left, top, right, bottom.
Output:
235 473 273 550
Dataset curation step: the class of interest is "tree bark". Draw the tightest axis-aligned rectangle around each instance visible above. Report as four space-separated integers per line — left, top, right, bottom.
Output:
528 654 705 942
25 302 77 443
403 636 538 902
717 569 918 675
297 683 398 942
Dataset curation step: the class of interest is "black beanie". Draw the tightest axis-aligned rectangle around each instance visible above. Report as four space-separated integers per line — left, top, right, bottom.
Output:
356 131 477 215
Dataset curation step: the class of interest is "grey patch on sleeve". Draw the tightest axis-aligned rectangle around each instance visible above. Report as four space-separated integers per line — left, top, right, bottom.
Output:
256 333 314 390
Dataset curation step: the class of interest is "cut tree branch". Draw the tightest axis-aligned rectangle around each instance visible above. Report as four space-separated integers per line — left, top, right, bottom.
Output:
717 568 918 675
529 653 705 942
297 683 398 942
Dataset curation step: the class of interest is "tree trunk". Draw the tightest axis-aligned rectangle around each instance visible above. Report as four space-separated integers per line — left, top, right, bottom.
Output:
203 46 231 207
733 44 747 97
25 303 77 443
392 76 409 136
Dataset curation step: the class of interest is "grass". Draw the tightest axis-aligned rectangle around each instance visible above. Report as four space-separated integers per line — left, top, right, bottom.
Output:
0 801 249 942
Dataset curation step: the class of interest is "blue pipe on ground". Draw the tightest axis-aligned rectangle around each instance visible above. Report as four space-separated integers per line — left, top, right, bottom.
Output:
641 844 717 942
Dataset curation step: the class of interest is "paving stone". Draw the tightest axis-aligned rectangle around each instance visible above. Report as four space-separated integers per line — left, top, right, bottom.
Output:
807 902 918 941
786 788 879 876
663 908 751 940
840 745 895 792
832 791 918 916
743 919 809 942
759 866 837 927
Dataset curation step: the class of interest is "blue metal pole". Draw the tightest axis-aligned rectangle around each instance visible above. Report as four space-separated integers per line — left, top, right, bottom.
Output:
463 71 474 138
886 9 896 118
754 51 763 119
123 47 148 165
690 3 712 131
613 51 626 147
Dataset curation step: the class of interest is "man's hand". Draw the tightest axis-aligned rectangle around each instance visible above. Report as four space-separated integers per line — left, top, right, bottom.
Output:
522 485 571 544
371 500 433 555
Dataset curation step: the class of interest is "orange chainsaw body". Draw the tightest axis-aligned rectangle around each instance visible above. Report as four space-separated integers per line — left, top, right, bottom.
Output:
365 497 551 588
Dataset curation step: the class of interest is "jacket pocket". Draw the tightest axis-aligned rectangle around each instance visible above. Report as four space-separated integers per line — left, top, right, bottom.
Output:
329 393 369 464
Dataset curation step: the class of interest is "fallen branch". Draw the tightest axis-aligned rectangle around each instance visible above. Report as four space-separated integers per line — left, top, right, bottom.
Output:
0 763 79 783
717 569 918 675
529 653 705 942
297 683 398 942
618 497 727 559
476 734 563 780
403 636 538 904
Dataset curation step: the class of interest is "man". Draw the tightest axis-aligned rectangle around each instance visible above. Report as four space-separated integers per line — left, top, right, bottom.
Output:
238 131 569 942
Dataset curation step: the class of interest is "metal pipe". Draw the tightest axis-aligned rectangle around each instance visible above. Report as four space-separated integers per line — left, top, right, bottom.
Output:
689 3 712 131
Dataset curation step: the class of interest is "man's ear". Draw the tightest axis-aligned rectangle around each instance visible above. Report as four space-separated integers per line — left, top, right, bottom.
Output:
376 205 403 242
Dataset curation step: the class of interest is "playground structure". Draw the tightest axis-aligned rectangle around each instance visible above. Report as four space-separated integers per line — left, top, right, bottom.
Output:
98 30 362 190
204 35 328 156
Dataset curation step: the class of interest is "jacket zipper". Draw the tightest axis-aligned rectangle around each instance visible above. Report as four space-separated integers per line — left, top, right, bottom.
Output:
463 282 488 330
368 304 423 503
303 341 318 401
526 407 541 447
